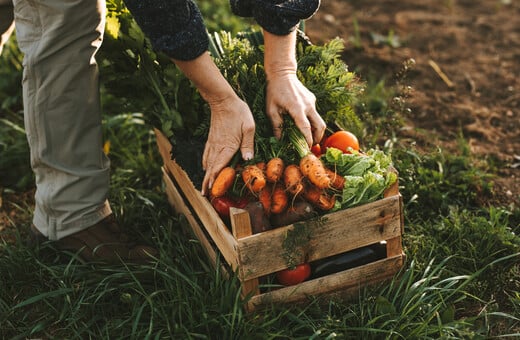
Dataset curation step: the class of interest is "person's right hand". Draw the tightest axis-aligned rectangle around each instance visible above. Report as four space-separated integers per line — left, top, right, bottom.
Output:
172 53 256 196
201 94 256 196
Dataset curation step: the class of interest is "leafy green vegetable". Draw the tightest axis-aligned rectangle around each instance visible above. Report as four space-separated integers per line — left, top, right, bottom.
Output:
324 147 397 209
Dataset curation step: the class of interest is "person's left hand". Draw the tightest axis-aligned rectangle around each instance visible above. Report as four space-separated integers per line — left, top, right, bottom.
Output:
265 73 326 147
201 94 255 196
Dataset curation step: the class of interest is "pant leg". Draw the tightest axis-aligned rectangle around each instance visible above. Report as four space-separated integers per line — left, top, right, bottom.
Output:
13 0 112 240
0 2 14 55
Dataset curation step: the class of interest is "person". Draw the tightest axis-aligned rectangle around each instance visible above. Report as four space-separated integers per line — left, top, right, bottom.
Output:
2 0 325 264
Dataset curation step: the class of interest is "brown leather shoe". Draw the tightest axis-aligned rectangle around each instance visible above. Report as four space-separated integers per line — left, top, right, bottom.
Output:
31 215 158 264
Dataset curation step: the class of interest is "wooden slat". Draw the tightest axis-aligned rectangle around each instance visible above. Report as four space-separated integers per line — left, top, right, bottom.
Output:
386 236 403 257
248 254 405 310
155 128 172 167
383 170 399 198
236 194 402 280
230 207 260 310
162 167 225 275
155 129 240 270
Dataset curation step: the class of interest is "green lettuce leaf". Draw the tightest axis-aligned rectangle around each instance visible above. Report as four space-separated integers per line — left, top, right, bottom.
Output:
324 147 398 208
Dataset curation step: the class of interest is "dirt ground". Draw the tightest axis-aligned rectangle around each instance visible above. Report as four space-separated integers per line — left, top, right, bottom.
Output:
306 0 520 208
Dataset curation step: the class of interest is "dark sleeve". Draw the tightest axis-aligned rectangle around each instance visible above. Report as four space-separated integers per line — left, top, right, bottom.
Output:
230 0 320 35
123 0 209 61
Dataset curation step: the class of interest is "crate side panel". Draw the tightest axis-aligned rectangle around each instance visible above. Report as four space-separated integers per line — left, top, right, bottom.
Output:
237 195 402 280
155 128 174 167
249 254 404 309
155 129 240 270
162 167 224 273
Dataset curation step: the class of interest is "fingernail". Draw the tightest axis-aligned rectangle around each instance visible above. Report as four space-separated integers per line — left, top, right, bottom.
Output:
244 152 253 160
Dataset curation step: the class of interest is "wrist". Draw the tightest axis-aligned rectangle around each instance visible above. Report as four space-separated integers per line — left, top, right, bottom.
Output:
172 52 236 105
263 30 297 79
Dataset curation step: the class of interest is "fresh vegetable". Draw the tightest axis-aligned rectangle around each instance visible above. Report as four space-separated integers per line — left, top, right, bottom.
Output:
243 201 271 234
276 263 312 286
242 164 267 194
283 164 305 197
323 130 360 153
271 200 316 228
256 161 266 171
300 153 331 189
270 183 288 214
323 147 397 209
325 167 346 191
265 157 285 183
288 126 331 190
303 183 336 211
210 166 236 198
211 195 248 220
258 182 289 215
311 144 322 157
258 184 272 216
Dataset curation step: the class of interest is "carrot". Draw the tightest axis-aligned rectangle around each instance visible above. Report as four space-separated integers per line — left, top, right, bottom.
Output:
325 167 345 191
266 157 285 183
256 161 266 171
300 153 331 189
303 184 336 211
258 184 272 216
271 183 288 214
283 164 305 196
210 166 236 198
242 164 267 193
318 193 336 211
287 125 331 190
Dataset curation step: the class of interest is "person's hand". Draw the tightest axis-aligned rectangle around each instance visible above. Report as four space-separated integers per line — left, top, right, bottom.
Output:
265 72 326 147
172 53 255 196
263 30 326 147
201 95 255 196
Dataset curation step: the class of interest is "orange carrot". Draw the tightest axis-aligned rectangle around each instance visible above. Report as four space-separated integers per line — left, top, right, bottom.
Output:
283 164 305 196
210 166 236 198
318 193 336 211
270 183 288 214
325 167 345 191
303 184 336 211
242 165 267 193
300 153 331 189
256 161 266 171
258 184 272 216
266 157 285 183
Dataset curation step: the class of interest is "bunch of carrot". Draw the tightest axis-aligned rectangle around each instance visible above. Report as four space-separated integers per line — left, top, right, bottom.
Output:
210 137 345 229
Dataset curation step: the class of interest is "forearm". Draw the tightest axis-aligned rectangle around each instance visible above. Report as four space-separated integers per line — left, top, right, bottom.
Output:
172 52 236 105
263 29 298 80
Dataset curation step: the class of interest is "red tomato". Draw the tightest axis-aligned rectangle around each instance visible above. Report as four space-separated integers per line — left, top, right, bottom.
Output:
311 144 322 157
276 263 312 286
323 131 360 153
211 195 248 219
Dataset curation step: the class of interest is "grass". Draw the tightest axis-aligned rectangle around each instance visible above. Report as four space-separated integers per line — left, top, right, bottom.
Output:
1 2 520 338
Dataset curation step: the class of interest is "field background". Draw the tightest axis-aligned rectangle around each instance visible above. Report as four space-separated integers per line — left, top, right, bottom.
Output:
0 0 519 338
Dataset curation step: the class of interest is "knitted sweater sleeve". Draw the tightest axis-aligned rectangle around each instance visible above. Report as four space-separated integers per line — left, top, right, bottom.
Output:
123 0 320 60
123 0 209 61
230 0 321 35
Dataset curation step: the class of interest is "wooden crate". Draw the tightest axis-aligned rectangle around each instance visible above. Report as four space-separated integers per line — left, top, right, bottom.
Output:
155 128 405 312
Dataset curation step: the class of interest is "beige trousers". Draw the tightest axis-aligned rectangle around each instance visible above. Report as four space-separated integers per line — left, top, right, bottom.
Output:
13 0 112 240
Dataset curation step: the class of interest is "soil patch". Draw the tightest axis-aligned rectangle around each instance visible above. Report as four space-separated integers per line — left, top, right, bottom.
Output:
306 0 520 208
